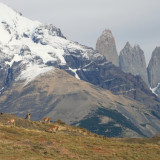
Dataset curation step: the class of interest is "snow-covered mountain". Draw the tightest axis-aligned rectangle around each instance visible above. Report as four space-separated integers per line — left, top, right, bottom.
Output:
0 2 160 137
0 2 160 105
0 2 103 85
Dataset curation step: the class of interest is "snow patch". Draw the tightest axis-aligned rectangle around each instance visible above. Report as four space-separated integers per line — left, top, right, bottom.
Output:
150 83 160 96
0 2 105 84
5 53 22 66
0 87 4 94
69 67 80 80
16 63 54 85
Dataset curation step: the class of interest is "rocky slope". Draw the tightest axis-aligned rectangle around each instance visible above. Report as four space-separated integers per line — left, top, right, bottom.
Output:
1 69 160 137
96 29 119 66
119 42 148 85
148 47 160 92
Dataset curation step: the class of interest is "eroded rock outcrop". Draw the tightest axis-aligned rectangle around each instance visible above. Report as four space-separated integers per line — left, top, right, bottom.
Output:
147 47 160 88
96 29 119 66
119 42 148 85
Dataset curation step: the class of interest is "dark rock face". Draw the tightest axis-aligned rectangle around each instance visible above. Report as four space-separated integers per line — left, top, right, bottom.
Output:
1 41 158 109
0 51 12 91
119 42 148 85
19 45 31 56
0 5 157 108
147 47 160 88
96 29 119 66
59 46 160 108
32 24 66 45
0 67 8 92
80 64 159 107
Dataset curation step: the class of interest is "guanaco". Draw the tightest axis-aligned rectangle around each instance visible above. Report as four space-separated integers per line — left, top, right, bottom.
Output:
40 117 50 124
7 119 15 127
46 126 59 133
25 113 31 120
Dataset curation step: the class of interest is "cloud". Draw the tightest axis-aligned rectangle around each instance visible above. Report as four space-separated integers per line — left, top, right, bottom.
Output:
1 0 160 63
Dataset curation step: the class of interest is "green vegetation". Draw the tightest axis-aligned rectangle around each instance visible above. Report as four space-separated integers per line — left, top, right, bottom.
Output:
0 114 160 160
74 108 145 137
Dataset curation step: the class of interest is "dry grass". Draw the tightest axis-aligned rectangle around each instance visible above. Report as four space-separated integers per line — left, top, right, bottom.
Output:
0 114 160 160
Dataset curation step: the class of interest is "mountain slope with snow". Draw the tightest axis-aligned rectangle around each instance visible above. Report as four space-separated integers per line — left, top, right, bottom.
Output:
0 2 160 137
0 2 104 85
0 2 160 105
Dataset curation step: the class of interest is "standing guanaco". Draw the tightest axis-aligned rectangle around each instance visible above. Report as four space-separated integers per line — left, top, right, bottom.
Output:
40 117 50 124
7 119 15 127
46 126 59 133
25 113 31 120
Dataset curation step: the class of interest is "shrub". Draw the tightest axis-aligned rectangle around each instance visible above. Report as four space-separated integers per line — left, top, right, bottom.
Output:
56 119 65 125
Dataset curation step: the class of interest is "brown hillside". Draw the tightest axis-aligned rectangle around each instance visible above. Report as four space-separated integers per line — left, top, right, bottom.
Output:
0 114 160 160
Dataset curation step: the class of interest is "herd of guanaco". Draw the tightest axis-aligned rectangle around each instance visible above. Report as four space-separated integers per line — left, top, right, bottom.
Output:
0 112 59 133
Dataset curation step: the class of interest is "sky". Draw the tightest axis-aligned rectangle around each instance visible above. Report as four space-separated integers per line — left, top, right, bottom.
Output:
0 0 160 64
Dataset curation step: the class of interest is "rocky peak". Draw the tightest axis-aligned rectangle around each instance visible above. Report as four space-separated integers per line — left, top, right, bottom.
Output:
96 29 119 66
134 44 140 50
147 47 160 88
120 42 133 55
119 42 148 84
125 41 132 48
133 45 145 57
0 2 159 110
102 29 113 39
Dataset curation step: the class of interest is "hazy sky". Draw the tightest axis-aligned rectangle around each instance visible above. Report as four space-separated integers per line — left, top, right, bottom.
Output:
0 0 160 64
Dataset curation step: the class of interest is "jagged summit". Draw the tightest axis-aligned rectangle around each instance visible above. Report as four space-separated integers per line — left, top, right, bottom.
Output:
134 44 141 50
0 3 159 103
0 2 65 45
120 42 132 54
101 29 113 38
121 42 144 55
0 3 158 104
0 2 65 44
125 41 132 47
96 28 119 66
119 42 148 84
133 45 145 57
0 2 41 44
0 2 104 85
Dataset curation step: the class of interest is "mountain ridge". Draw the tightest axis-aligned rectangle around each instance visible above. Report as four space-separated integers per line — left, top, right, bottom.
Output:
119 42 148 85
96 28 160 97
0 2 160 137
0 2 157 106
